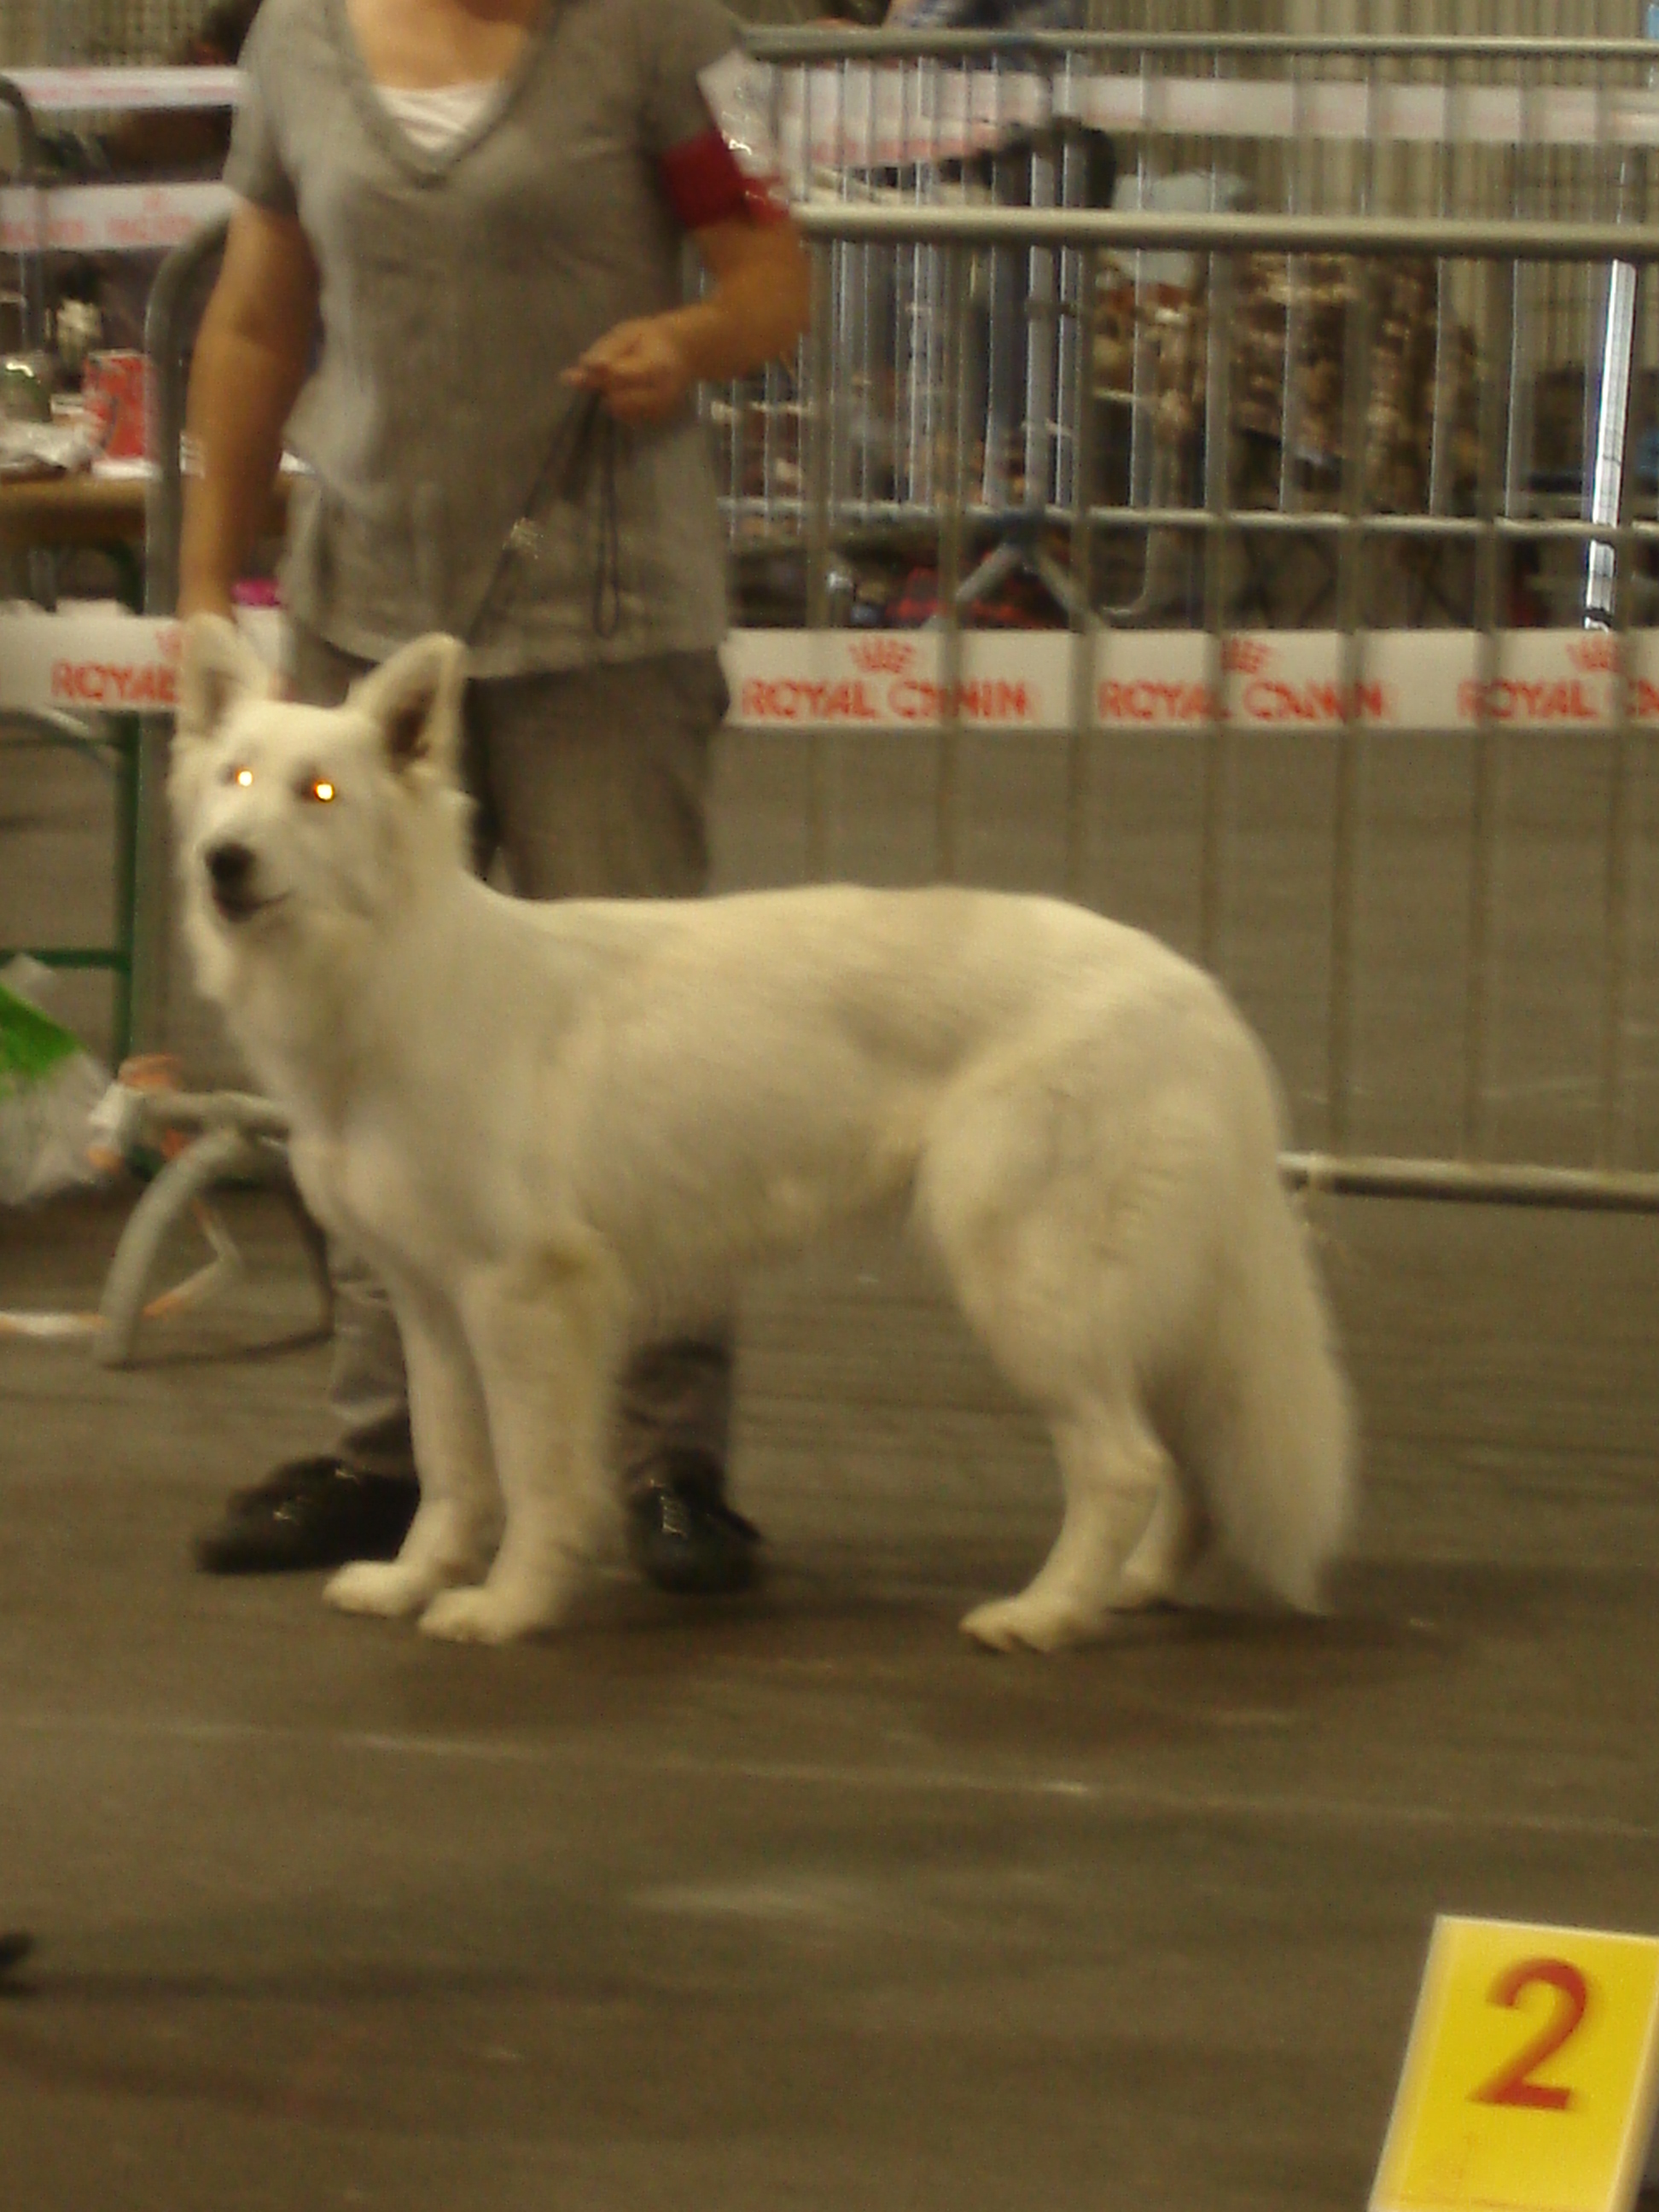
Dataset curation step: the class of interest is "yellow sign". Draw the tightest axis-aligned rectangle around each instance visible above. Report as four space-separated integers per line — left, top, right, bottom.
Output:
1372 1918 1659 2212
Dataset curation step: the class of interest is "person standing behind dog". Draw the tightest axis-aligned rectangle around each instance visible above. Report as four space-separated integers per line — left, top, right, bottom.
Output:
179 0 811 1594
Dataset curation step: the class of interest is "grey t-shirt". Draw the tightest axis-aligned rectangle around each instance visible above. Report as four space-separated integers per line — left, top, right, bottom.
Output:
226 0 740 672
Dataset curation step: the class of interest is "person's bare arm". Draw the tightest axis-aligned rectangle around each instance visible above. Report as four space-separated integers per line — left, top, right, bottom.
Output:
565 212 811 426
178 197 319 619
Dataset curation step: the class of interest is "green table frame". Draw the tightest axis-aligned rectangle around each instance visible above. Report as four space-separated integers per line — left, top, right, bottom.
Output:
0 487 148 1064
0 710 142 1064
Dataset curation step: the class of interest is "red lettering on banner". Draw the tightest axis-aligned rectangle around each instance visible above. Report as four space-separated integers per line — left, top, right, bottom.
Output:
1098 679 1146 722
1569 636 1616 674
739 676 882 723
884 678 1033 724
1242 679 1389 725
850 638 914 677
1458 678 1601 724
1634 680 1659 722
114 215 181 247
1223 637 1272 676
964 679 1029 721
50 660 177 708
1246 680 1309 722
1097 679 1220 724
972 679 1028 721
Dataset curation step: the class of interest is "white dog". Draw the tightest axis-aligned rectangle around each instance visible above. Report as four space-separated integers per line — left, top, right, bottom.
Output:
172 615 1354 1650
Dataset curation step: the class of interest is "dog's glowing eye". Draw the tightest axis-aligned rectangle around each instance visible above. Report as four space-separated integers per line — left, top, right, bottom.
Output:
300 777 336 804
234 767 253 789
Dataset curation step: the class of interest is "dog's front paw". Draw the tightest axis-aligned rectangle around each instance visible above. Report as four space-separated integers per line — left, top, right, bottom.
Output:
324 1559 438 1620
959 1592 1109 1655
418 1584 552 1645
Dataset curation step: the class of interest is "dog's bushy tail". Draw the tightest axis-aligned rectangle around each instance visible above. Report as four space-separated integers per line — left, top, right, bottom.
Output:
1189 1146 1356 1611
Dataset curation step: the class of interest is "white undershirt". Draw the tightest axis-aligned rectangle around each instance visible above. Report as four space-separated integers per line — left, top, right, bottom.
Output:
374 79 501 154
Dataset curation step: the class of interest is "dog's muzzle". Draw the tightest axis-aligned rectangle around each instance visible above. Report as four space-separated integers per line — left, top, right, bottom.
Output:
203 839 278 923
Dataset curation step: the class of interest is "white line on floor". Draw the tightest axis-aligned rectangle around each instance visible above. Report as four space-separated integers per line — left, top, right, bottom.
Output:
2 1708 1655 1848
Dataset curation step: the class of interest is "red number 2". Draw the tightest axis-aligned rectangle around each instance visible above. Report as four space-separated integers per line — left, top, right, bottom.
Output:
1472 1958 1591 2112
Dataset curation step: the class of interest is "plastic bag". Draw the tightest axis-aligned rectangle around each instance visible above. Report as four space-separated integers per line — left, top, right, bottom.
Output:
0 960 111 1206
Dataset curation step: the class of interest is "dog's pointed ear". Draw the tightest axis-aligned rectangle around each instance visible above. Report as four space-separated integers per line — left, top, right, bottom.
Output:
176 612 272 744
352 635 468 781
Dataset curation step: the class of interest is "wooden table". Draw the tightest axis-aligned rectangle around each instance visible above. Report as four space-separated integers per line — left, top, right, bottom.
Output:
0 470 150 550
0 467 291 551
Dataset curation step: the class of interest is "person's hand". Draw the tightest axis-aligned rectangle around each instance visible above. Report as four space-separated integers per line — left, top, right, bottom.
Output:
564 316 695 424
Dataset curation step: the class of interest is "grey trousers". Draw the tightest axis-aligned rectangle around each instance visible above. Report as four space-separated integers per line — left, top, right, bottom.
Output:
290 626 735 1499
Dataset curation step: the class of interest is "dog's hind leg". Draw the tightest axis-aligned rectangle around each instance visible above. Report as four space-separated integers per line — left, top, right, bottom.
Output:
961 1399 1170 1652
919 1072 1174 1650
1112 1478 1210 1612
420 1254 621 1644
326 1283 498 1621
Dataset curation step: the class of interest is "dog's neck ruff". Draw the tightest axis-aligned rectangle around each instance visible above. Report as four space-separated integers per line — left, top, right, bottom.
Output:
216 884 467 1134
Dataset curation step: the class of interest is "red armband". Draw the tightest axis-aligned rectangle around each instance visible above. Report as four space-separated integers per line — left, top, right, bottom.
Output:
660 127 787 230
659 50 789 230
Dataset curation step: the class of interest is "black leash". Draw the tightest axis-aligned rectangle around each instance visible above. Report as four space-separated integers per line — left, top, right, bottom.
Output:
468 387 621 646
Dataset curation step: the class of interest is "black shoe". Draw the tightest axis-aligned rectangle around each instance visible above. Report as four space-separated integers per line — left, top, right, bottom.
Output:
194 1454 418 1575
628 1451 761 1598
0 1931 34 1979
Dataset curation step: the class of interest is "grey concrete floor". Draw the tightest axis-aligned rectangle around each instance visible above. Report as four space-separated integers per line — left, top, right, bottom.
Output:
2 1181 1658 2212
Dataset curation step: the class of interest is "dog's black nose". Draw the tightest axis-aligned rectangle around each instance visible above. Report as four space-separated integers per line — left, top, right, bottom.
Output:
205 840 254 894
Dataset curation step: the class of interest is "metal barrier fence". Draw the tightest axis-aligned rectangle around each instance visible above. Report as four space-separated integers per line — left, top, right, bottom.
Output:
781 196 1659 629
723 29 1659 627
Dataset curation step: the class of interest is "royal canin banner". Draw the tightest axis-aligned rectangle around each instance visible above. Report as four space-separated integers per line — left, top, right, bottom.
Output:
725 629 1650 734
0 615 1649 731
0 608 187 713
0 608 279 715
3 67 242 112
0 180 230 255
